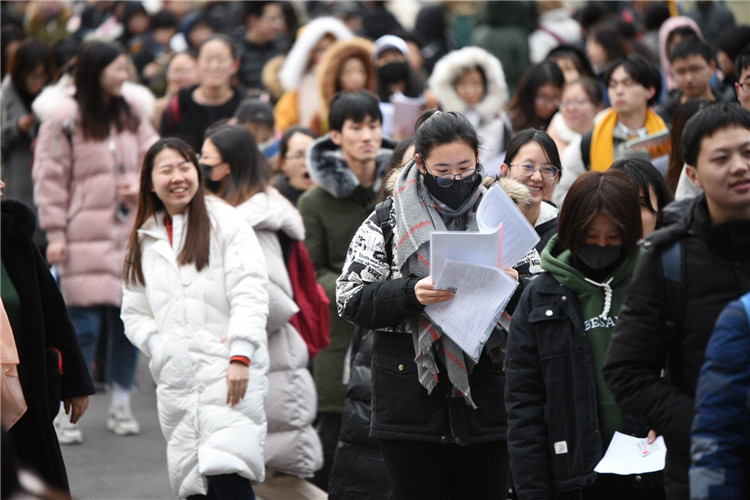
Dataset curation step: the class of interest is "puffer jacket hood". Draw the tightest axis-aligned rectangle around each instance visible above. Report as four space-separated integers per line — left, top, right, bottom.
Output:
279 17 353 91
316 37 376 115
32 80 155 129
658 16 703 92
236 186 305 241
429 46 509 124
307 134 396 199
483 175 534 208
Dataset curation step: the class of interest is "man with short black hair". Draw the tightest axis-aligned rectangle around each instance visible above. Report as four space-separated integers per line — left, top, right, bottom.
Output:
659 39 735 125
297 90 395 490
554 55 669 205
603 102 750 500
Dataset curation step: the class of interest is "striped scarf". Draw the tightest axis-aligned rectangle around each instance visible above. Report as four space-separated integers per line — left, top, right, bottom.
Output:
393 159 503 408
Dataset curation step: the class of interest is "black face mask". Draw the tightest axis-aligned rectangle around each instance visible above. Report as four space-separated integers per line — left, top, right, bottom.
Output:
377 61 410 84
200 162 223 193
423 173 481 210
576 244 623 270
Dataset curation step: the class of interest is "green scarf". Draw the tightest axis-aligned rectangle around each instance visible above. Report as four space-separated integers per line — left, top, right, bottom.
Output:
541 235 641 448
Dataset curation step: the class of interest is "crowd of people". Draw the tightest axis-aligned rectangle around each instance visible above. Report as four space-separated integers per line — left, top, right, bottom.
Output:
1 1 750 499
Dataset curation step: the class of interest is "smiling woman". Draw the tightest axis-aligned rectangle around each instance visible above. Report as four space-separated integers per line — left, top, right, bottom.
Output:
122 137 271 500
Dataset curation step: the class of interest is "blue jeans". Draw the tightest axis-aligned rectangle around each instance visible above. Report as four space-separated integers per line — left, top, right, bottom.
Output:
68 306 138 390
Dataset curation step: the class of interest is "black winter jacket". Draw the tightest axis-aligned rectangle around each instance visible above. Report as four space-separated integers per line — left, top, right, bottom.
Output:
505 271 601 497
338 210 508 445
1 200 95 492
328 327 393 500
603 195 750 499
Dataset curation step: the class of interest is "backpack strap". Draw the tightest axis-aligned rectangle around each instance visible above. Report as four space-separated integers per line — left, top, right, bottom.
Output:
660 239 685 342
375 197 394 266
581 131 593 171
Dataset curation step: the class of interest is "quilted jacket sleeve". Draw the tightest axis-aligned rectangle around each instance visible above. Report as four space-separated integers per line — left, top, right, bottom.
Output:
31 120 72 243
336 211 423 330
121 278 160 357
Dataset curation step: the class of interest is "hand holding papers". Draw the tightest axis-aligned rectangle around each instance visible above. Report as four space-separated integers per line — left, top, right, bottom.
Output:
594 431 667 475
425 184 540 360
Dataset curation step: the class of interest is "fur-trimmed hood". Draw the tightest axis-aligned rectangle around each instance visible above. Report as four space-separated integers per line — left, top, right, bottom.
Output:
428 46 509 123
316 37 376 113
483 175 534 208
308 134 396 199
279 17 353 91
1 198 37 240
32 80 155 130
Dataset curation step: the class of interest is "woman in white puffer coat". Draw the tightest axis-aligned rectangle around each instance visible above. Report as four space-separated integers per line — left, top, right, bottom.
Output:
428 46 512 173
200 124 324 499
121 137 270 500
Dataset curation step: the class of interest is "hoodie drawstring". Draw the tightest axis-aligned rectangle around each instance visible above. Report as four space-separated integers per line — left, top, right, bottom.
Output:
584 277 614 320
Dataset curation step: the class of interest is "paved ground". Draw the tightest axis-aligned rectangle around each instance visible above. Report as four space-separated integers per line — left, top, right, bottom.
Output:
61 357 174 499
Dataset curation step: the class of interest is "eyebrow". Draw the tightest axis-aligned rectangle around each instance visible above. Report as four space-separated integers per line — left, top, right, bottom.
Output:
708 141 750 154
432 158 474 167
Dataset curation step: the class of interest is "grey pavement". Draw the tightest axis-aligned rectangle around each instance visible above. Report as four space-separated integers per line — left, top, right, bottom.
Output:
61 357 175 500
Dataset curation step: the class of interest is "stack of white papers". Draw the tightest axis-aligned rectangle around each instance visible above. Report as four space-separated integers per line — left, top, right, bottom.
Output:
426 184 540 360
594 431 667 475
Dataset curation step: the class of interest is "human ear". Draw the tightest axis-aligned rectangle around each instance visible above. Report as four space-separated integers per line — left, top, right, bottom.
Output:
500 163 509 176
330 130 342 146
685 164 702 188
414 153 426 174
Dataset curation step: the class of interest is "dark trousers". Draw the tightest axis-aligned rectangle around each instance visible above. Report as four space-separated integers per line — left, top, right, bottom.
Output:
378 439 509 500
555 473 666 500
185 474 255 500
310 411 342 492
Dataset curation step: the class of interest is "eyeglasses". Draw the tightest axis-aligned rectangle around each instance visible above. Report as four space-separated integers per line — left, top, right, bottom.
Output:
560 99 592 110
508 163 559 180
535 95 560 106
424 163 478 187
738 81 750 91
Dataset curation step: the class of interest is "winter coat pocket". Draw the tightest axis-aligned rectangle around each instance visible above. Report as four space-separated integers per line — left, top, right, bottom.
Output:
372 352 432 426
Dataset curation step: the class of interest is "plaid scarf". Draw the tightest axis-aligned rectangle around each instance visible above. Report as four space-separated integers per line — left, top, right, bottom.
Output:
393 159 504 408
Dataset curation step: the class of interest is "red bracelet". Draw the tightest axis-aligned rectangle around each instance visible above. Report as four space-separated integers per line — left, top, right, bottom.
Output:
230 355 250 367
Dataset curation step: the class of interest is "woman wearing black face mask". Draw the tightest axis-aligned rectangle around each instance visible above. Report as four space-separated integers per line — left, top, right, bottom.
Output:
506 170 664 500
336 110 518 499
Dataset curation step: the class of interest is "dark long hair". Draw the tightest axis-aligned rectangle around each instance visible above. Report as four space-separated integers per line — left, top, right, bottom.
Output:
507 61 564 131
124 138 211 286
205 124 271 206
74 39 139 140
665 99 710 193
8 39 52 94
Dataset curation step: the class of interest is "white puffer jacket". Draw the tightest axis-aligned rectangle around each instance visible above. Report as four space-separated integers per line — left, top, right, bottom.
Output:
121 196 270 499
235 187 323 478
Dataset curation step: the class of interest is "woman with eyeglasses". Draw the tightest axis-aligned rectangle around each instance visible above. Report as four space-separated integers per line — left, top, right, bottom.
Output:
336 110 517 499
547 77 605 159
501 129 561 262
506 170 662 500
507 61 565 132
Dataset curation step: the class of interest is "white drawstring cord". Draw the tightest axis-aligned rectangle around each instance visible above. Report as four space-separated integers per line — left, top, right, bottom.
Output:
584 277 614 319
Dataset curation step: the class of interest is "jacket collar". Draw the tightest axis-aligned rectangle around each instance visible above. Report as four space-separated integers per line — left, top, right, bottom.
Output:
308 134 395 199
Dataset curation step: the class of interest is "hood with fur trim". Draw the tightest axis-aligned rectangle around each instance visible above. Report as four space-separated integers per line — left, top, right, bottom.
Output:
279 17 353 91
32 80 155 130
308 134 396 199
316 37 376 113
483 175 534 208
428 46 509 124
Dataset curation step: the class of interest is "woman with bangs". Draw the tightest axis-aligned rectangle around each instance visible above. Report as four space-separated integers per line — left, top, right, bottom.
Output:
506 170 663 499
122 137 270 500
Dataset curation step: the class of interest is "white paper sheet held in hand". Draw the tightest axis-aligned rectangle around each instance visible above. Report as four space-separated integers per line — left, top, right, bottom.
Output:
477 184 540 268
425 258 518 361
594 431 667 475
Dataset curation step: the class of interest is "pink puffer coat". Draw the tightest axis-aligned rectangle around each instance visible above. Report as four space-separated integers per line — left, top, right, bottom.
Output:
32 82 159 307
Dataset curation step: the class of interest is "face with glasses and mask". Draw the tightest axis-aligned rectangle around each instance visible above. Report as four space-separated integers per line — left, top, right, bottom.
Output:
416 140 481 210
502 141 560 207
